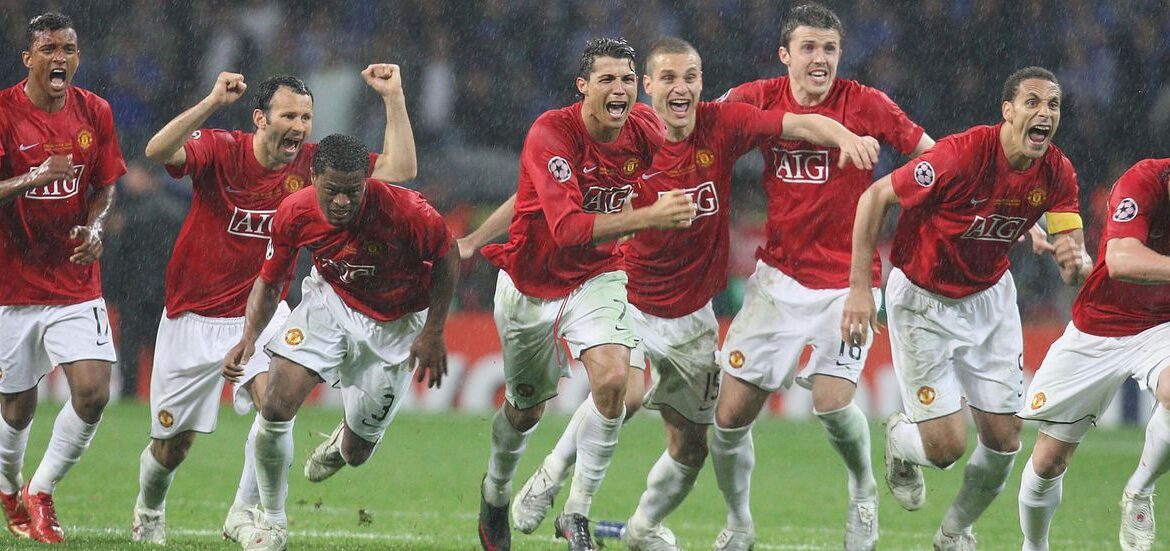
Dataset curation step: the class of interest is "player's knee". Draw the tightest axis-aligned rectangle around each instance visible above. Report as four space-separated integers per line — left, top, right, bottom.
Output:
668 435 708 468
72 386 110 423
504 402 543 432
623 395 642 420
341 437 375 467
259 400 296 423
1030 453 1069 479
926 441 966 469
152 434 194 470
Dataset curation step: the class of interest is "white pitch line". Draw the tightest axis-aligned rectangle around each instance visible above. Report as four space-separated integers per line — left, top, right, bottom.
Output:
69 525 436 543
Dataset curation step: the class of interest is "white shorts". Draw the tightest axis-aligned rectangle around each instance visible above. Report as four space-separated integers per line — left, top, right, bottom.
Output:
0 298 116 393
886 268 1025 422
1019 321 1170 443
150 303 291 439
719 261 879 393
494 270 638 410
629 302 721 424
265 273 423 443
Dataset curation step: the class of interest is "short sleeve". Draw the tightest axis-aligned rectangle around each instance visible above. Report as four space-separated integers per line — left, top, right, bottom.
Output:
889 136 967 209
1102 162 1162 244
856 86 924 155
522 118 595 248
92 100 127 187
164 128 226 180
401 193 453 261
259 204 300 285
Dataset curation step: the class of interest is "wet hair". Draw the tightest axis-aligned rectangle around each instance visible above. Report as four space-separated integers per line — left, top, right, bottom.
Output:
27 12 73 49
577 37 637 82
1001 66 1060 103
252 75 313 113
779 3 844 49
312 134 370 175
645 37 701 75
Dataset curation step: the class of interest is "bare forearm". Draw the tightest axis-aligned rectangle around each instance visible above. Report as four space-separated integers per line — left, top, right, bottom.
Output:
86 186 116 233
591 209 650 244
241 278 282 343
371 93 418 182
849 182 894 289
0 173 37 204
145 98 220 164
422 245 460 333
467 194 515 248
783 113 847 147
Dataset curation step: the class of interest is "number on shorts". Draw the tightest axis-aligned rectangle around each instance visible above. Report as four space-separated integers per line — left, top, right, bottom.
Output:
838 341 862 361
92 307 110 337
701 372 720 403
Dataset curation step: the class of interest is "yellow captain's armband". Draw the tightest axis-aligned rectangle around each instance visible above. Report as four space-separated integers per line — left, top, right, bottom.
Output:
1046 212 1083 234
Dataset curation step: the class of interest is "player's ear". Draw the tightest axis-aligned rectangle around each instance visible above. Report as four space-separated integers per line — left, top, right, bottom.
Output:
1001 100 1013 123
777 46 790 65
642 74 652 96
21 50 32 69
576 77 588 96
252 108 267 130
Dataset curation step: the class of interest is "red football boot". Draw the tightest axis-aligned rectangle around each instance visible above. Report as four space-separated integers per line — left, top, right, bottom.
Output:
21 485 64 543
0 491 30 538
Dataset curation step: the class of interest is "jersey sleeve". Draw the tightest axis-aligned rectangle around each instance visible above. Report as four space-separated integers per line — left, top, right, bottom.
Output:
719 102 786 157
889 136 966 209
401 192 453 261
523 118 595 248
716 81 763 108
1044 155 1082 233
91 99 128 187
259 204 300 285
164 128 225 181
1101 162 1162 244
858 86 925 155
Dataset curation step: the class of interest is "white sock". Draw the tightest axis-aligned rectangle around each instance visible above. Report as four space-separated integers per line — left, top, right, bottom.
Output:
1125 406 1170 495
232 415 261 508
888 417 933 467
815 403 877 499
942 442 1018 535
254 416 294 528
484 408 535 507
29 401 99 495
1018 457 1063 551
563 399 623 517
546 397 591 481
136 445 174 511
711 423 755 531
630 450 701 529
0 417 29 494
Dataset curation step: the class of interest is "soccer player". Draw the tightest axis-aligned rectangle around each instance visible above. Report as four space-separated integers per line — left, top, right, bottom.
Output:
133 64 416 545
1017 159 1170 551
0 12 126 544
221 133 457 550
841 66 1089 549
709 4 933 550
499 37 880 550
473 37 698 551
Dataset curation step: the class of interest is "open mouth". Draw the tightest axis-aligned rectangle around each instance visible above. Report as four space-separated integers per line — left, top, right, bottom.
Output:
48 68 67 90
329 208 351 221
279 136 302 155
1027 124 1051 146
667 98 691 114
809 67 830 85
605 101 627 119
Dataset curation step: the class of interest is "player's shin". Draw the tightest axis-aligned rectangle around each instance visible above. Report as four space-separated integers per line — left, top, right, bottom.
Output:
711 422 755 531
563 399 623 517
816 402 877 499
485 407 536 507
1019 457 1063 551
942 442 1018 535
232 415 262 508
253 416 294 527
0 417 29 494
28 401 99 495
630 450 700 528
1125 405 1170 495
136 446 174 511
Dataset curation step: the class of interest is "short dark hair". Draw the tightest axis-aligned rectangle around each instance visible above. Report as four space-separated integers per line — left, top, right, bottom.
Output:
27 12 73 49
252 75 313 113
1001 66 1060 103
779 3 844 49
577 37 637 82
312 134 370 175
645 37 701 75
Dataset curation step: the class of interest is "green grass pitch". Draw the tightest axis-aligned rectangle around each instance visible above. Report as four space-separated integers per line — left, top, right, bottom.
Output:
3 401 1166 549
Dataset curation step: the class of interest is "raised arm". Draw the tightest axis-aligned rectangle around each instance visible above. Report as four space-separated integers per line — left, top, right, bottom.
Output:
145 72 247 166
364 64 417 182
840 175 900 346
411 239 460 388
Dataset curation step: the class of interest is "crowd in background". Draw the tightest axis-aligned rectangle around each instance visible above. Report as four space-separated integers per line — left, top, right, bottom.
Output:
3 0 1168 390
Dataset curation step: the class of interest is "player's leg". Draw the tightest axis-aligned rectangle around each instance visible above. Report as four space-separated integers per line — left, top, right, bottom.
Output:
562 342 628 519
1018 426 1083 551
254 356 319 529
221 377 269 544
624 406 705 549
710 374 769 547
933 409 1021 544
1120 364 1170 551
0 389 35 539
132 431 194 543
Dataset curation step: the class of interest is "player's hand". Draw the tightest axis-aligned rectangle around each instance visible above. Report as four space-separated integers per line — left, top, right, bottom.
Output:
69 225 103 264
840 287 880 347
1021 223 1055 255
645 189 697 230
409 329 448 389
456 236 478 260
362 64 403 98
837 135 880 170
1053 234 1086 282
223 340 255 383
207 72 247 107
26 154 74 188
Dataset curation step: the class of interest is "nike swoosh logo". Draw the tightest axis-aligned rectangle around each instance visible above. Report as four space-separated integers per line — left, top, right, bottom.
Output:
970 197 988 205
225 187 248 194
582 165 599 174
697 405 713 411
641 171 664 180
96 339 110 346
18 144 38 151
834 361 857 367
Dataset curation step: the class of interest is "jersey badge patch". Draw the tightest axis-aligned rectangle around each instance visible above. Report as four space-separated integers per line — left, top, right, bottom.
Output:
284 328 305 346
913 161 935 187
1113 198 1138 222
696 149 715 168
1026 187 1047 207
548 156 572 183
728 350 745 369
1030 392 1047 410
917 386 936 405
76 129 94 150
284 175 305 193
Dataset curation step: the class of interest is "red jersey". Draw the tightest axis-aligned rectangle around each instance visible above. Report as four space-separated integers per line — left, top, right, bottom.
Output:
1072 159 1170 337
163 129 375 318
0 81 127 305
622 102 785 318
721 76 924 289
889 124 1080 299
260 181 452 322
483 102 664 298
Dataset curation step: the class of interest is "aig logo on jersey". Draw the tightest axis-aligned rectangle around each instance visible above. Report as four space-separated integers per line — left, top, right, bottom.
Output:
582 184 634 214
24 164 85 200
961 214 1029 243
661 181 718 219
227 207 277 239
770 149 829 184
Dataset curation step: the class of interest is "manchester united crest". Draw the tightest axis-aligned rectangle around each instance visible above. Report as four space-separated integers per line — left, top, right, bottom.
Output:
1030 392 1047 410
77 129 94 150
696 149 715 167
728 350 745 369
365 241 384 255
284 328 305 346
285 175 305 193
622 157 639 176
1026 187 1047 207
917 386 937 405
158 410 175 429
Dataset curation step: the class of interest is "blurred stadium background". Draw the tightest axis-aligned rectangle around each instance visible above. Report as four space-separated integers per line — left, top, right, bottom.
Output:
4 0 1169 423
